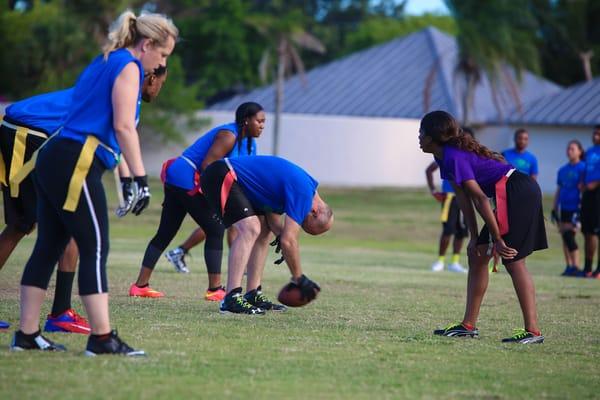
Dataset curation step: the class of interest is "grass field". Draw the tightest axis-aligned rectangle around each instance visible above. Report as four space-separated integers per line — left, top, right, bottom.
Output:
1 181 599 399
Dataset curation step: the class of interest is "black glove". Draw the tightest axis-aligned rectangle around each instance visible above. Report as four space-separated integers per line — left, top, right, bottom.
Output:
131 175 151 216
288 274 320 301
115 177 135 218
551 209 559 225
270 235 284 265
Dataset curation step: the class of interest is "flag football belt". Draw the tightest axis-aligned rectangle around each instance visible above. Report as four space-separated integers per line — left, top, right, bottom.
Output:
9 133 118 212
0 120 48 198
221 158 238 215
160 155 202 196
487 168 516 272
439 192 455 222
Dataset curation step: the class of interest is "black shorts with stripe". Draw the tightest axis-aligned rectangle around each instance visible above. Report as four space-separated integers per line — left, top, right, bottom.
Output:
560 209 579 225
201 160 262 228
0 118 47 233
581 187 600 235
476 171 548 265
442 196 468 238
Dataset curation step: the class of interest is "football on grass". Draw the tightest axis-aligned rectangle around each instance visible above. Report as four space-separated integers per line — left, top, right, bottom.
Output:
277 283 318 307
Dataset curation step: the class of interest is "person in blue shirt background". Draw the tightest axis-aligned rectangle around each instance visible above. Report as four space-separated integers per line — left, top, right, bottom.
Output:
502 128 539 179
580 125 600 278
552 140 586 277
165 135 257 276
129 102 265 303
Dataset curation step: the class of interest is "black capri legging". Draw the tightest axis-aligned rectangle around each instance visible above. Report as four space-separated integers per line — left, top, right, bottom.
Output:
21 137 109 295
141 183 224 274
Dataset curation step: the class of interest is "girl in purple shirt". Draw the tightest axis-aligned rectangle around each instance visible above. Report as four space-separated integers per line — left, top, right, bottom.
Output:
419 111 547 344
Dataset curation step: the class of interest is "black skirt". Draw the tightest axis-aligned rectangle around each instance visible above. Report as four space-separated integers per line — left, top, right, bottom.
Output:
476 171 548 265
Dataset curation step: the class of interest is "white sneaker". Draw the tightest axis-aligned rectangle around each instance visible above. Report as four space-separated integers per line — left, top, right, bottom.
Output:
165 247 190 273
448 262 467 273
431 260 444 272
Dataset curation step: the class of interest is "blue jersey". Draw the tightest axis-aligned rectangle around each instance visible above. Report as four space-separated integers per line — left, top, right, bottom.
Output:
229 155 318 225
584 145 600 184
165 122 256 190
59 49 143 169
502 148 538 176
557 161 585 211
5 89 74 134
441 179 454 194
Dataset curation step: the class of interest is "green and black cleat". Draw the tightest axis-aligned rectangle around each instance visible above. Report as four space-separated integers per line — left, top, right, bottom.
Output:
433 322 479 338
501 329 544 344
245 287 287 312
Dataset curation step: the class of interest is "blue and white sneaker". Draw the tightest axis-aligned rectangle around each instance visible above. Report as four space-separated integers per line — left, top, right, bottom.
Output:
0 320 10 330
165 247 190 273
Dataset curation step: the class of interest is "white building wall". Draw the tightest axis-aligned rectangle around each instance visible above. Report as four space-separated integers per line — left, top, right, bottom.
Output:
478 125 592 193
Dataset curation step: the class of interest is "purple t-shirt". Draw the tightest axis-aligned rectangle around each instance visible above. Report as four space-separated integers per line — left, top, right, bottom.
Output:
436 145 512 197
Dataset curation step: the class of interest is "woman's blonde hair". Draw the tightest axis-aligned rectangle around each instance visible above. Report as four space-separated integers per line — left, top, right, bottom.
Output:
102 10 178 59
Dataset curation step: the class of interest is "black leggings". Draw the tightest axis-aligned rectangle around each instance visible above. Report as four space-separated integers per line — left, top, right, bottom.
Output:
142 183 224 274
21 138 109 295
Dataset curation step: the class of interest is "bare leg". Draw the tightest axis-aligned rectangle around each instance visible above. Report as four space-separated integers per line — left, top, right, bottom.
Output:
180 228 206 252
227 226 238 248
246 217 272 292
438 233 450 256
462 244 491 327
207 273 221 288
226 216 260 293
0 226 27 271
80 293 110 335
57 239 78 272
135 267 154 287
505 258 540 333
452 236 464 255
19 285 46 334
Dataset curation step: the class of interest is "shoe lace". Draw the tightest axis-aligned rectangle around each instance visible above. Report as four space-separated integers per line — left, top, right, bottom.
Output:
509 328 529 339
444 322 464 331
235 296 253 309
72 311 89 324
256 292 273 304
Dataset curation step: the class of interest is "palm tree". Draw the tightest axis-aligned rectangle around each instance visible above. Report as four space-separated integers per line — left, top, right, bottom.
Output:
247 8 325 155
442 0 540 125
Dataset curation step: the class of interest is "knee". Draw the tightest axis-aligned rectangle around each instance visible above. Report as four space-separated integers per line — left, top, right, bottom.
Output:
561 230 578 252
235 217 261 241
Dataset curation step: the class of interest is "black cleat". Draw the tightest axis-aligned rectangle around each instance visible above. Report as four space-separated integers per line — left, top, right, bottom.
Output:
10 330 67 352
245 287 287 312
433 323 479 338
501 329 544 344
85 330 146 357
220 289 265 315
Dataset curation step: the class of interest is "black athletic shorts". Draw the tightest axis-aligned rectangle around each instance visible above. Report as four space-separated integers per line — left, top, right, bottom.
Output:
441 196 468 238
560 210 579 225
0 119 47 233
201 160 262 228
476 171 548 265
581 187 600 234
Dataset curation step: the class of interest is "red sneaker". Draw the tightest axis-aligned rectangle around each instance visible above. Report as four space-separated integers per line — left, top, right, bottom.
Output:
44 309 91 334
129 283 165 298
204 287 226 302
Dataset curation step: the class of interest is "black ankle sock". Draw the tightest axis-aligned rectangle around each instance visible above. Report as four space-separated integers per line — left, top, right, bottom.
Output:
208 286 223 292
584 258 592 272
51 271 75 316
179 246 189 254
136 283 149 288
19 329 41 340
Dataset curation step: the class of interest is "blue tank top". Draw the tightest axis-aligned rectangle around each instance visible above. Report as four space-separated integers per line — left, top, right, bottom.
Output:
165 122 257 190
557 161 585 211
229 155 319 225
5 89 74 135
584 145 600 184
59 49 143 169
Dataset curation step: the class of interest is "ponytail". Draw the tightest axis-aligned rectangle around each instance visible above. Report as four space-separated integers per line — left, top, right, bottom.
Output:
421 110 504 162
103 10 179 60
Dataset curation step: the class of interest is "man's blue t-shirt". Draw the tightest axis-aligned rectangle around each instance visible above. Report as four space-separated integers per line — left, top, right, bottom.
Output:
502 148 538 176
166 122 256 190
5 89 74 134
584 145 600 184
441 179 454 194
229 155 318 225
557 161 585 211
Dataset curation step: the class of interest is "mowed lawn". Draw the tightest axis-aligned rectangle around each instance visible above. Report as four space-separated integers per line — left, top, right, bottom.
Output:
1 181 599 399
